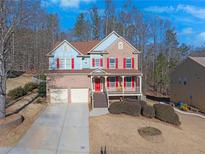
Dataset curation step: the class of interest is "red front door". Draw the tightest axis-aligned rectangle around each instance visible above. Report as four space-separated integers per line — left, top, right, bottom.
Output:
95 78 101 92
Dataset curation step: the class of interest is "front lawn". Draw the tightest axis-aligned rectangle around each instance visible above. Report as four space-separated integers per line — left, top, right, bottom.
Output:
90 113 205 154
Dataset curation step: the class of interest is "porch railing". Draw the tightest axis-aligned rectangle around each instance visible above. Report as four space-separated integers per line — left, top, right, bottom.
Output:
107 86 141 94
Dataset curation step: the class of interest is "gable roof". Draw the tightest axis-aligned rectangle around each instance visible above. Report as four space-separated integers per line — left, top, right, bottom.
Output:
70 40 100 55
189 56 205 68
47 31 140 56
88 31 140 53
47 40 84 56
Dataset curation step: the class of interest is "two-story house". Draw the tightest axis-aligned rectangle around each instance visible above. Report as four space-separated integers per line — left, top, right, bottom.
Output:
46 31 142 108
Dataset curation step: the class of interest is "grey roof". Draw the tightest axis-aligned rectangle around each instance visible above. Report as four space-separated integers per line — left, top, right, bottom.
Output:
189 56 205 68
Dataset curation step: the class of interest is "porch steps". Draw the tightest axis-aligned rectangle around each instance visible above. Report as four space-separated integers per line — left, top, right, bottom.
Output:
93 93 108 108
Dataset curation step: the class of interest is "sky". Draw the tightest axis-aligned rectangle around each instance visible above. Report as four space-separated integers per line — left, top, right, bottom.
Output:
42 0 205 47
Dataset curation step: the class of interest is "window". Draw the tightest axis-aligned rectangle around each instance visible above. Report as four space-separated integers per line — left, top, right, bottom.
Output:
110 77 116 87
110 58 116 69
66 58 71 69
95 59 100 67
126 58 132 68
126 77 132 87
118 42 123 50
60 59 66 69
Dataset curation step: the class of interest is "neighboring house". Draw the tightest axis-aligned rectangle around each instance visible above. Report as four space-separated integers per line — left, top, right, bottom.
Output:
170 55 205 112
46 31 142 108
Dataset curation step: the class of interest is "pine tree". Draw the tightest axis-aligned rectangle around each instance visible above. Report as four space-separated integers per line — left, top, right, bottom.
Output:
90 6 100 40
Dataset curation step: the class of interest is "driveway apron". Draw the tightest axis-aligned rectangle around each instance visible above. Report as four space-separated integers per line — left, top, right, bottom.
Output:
6 103 89 154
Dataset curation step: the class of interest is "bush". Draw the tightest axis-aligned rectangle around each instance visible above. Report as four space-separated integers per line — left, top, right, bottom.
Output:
108 102 124 114
24 82 38 93
122 102 141 116
38 82 46 97
142 105 155 118
108 101 141 116
153 104 181 125
8 86 27 100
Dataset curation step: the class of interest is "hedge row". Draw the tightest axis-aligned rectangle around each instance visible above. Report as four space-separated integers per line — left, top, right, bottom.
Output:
8 82 38 100
108 100 181 126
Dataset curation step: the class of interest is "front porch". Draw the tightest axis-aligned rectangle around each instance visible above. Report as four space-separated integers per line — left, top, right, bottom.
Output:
90 75 142 96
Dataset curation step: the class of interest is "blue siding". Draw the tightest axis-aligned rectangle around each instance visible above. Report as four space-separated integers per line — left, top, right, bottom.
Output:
49 41 82 70
93 33 118 52
82 57 90 69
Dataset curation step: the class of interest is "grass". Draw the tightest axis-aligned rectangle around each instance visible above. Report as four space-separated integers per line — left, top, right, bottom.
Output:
90 113 205 154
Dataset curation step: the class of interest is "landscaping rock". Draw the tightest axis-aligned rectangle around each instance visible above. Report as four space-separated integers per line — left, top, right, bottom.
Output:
122 102 141 116
108 102 124 114
153 104 181 125
142 105 155 118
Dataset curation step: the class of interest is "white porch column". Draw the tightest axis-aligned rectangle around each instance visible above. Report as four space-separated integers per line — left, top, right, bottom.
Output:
91 76 93 92
105 76 107 91
139 76 142 94
122 76 124 94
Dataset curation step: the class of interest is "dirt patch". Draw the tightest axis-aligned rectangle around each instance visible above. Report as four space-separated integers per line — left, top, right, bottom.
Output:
0 100 47 147
90 113 205 154
6 74 33 94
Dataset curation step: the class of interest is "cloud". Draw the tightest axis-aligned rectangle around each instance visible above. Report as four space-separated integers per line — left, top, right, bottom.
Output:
144 5 205 20
177 5 205 19
198 32 205 41
144 6 175 13
181 27 193 35
50 0 95 8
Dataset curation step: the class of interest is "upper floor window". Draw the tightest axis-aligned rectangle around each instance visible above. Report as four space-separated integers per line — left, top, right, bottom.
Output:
118 42 123 50
109 58 116 69
126 58 132 69
92 58 103 68
60 58 66 69
95 59 100 67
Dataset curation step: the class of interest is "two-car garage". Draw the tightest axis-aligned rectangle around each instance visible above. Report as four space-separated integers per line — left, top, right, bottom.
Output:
50 88 89 104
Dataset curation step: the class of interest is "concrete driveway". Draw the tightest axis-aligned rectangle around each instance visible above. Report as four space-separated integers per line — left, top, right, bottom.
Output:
6 103 89 154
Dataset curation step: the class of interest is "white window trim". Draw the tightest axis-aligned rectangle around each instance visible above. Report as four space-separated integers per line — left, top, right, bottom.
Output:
110 77 116 87
126 77 132 88
126 57 132 69
66 58 72 69
95 58 100 67
109 57 116 69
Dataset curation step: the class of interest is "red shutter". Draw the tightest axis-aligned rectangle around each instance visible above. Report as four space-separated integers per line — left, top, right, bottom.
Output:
92 58 95 67
124 77 126 88
123 58 126 68
107 58 109 69
132 57 135 68
56 58 60 69
132 76 135 88
116 76 118 87
116 58 118 69
100 58 103 67
72 58 74 69
107 77 110 88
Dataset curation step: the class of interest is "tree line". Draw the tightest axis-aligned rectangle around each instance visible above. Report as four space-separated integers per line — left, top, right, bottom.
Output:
0 0 204 118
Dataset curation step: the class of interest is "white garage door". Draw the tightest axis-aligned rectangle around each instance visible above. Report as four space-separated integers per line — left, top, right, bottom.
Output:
50 89 68 103
71 88 88 103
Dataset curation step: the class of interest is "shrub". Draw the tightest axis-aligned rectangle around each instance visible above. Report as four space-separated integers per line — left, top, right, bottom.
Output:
142 105 155 118
8 86 27 100
108 101 141 116
122 102 141 116
38 82 46 97
24 82 38 93
108 102 124 114
153 104 181 125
